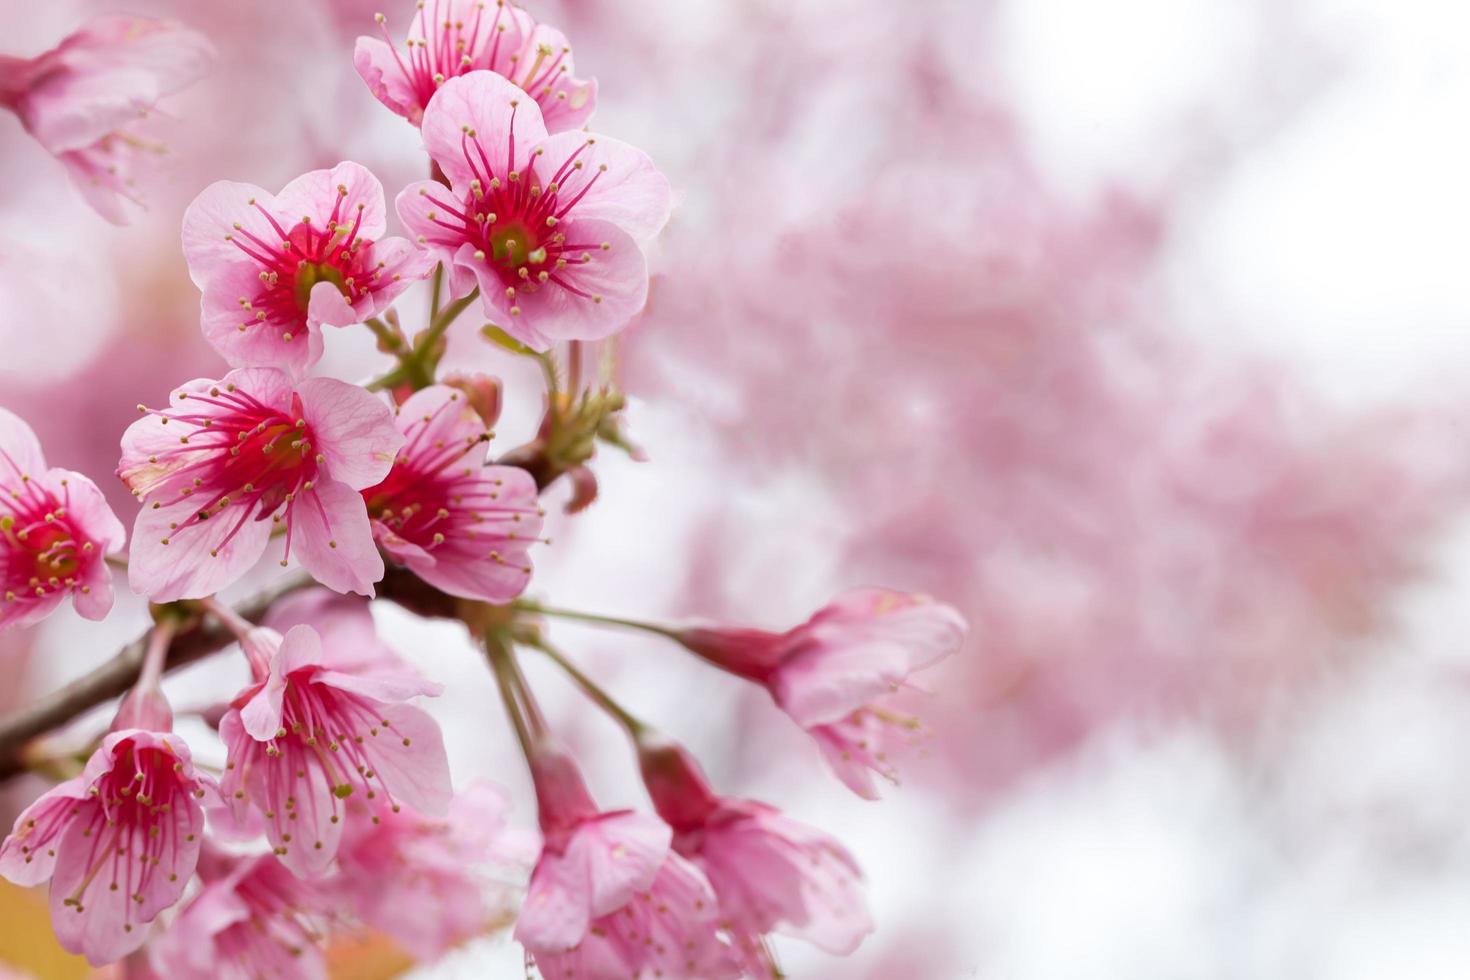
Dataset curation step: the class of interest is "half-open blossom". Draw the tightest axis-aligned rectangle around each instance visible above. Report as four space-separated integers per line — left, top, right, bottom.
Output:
355 0 596 132
118 368 403 601
639 736 872 977
676 589 968 798
515 747 736 979
364 385 542 601
219 623 452 878
182 162 433 376
148 849 326 980
0 731 210 964
395 71 671 350
0 15 212 223
0 406 125 629
333 783 529 960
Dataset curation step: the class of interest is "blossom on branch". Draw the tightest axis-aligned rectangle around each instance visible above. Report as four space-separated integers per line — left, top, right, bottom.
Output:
0 731 211 964
118 368 403 601
182 162 433 377
0 407 125 629
677 589 968 798
365 384 543 602
516 747 738 979
356 0 596 131
219 623 452 878
396 71 670 350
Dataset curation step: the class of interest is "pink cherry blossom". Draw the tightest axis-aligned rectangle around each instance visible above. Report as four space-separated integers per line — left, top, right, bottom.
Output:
219 623 452 878
639 737 871 976
181 162 434 377
356 0 596 132
364 385 542 602
0 730 210 965
148 849 326 980
515 747 736 979
395 71 670 350
0 15 212 223
333 783 529 960
678 589 968 798
0 406 125 629
117 368 403 601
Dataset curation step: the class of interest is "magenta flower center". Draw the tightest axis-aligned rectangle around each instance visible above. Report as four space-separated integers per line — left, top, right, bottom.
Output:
0 480 90 604
419 124 611 311
145 386 321 556
225 188 377 338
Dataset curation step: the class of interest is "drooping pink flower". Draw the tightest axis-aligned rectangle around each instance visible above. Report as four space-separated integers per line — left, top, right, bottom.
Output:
0 15 212 223
147 849 326 980
363 385 542 602
677 589 967 798
117 368 403 601
356 0 596 132
0 730 211 964
219 623 452 878
0 406 125 629
333 782 529 960
181 162 434 377
515 747 737 979
639 737 872 977
395 71 670 350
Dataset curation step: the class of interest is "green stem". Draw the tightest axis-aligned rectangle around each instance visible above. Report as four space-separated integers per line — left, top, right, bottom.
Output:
428 262 443 324
422 287 478 351
484 631 534 757
363 316 402 353
514 601 682 641
528 637 646 736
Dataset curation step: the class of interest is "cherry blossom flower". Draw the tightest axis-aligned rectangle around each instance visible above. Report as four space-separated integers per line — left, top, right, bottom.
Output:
639 736 872 977
0 406 125 629
148 849 326 980
515 747 737 979
181 162 434 377
364 385 542 602
677 589 967 798
117 368 403 601
333 783 529 960
218 623 452 878
0 730 211 964
395 71 670 350
356 0 596 132
0 15 212 223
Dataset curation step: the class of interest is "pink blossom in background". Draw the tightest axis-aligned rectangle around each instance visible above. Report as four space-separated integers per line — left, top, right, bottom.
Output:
396 71 670 350
516 746 736 978
365 384 543 602
218 623 452 877
677 589 967 798
333 782 529 960
118 368 403 600
0 407 125 629
181 162 433 377
0 14 212 223
148 849 326 980
356 0 596 132
0 730 209 964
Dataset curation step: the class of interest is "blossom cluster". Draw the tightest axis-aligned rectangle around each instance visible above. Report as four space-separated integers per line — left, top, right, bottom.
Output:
0 4 966 976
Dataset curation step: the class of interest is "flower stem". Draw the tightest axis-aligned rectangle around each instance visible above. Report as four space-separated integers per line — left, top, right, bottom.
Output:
136 619 175 694
513 601 682 641
529 637 647 737
483 630 540 758
363 316 402 353
197 594 255 643
428 262 443 322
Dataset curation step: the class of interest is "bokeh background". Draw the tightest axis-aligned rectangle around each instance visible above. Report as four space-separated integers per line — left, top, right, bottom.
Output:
5 0 1470 977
